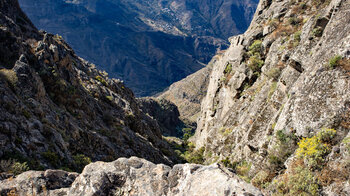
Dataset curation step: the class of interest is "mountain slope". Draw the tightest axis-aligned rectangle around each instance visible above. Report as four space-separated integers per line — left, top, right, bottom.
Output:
191 0 350 194
0 0 179 172
17 0 258 96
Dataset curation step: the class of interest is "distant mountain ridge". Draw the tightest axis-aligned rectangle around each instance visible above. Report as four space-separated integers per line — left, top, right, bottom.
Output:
18 0 258 96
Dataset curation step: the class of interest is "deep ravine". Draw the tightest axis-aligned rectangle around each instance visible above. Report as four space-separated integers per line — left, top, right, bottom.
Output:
1 0 350 195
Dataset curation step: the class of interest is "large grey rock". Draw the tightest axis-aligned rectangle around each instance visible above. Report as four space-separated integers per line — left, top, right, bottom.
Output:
0 170 78 196
0 157 263 196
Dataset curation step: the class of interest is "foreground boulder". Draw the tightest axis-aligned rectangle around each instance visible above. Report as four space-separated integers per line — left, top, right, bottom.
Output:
0 157 262 196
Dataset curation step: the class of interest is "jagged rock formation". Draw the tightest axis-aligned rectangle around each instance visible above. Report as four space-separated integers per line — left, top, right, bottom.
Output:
0 0 178 171
191 0 350 194
0 157 262 196
17 0 259 96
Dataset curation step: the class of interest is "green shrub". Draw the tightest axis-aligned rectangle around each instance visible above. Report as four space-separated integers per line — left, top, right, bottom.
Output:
268 155 283 166
182 146 205 164
73 154 91 172
268 18 279 28
220 158 252 182
106 95 113 102
328 55 343 69
252 170 273 189
289 166 319 195
343 137 350 151
220 76 227 83
0 159 29 175
223 128 233 136
248 55 264 72
248 40 263 56
272 160 319 196
221 157 238 169
95 75 108 86
312 27 323 37
268 82 278 99
247 40 264 74
11 162 30 175
299 2 307 9
41 151 59 166
296 128 336 168
267 68 282 81
317 128 336 143
236 160 252 182
224 63 233 74
294 31 301 42
291 31 302 47
276 129 289 143
277 166 319 195
268 130 297 170
182 128 193 142
288 17 300 26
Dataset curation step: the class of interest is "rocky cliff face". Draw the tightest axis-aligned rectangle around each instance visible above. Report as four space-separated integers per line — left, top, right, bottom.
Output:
0 0 179 172
17 0 258 96
192 0 350 194
0 157 262 196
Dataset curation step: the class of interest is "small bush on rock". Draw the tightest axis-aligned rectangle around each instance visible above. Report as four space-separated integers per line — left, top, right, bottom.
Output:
0 159 29 175
224 63 233 74
247 40 264 74
183 146 205 164
252 170 274 189
328 55 343 69
296 128 336 168
248 40 263 56
73 154 91 172
266 68 282 81
272 160 319 196
41 151 59 167
248 55 264 73
236 160 252 182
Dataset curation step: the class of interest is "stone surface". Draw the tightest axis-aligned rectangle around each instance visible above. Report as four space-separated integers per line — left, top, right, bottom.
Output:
0 170 78 196
0 157 263 196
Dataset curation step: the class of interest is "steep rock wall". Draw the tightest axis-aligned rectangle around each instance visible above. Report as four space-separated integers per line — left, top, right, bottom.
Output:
193 0 350 194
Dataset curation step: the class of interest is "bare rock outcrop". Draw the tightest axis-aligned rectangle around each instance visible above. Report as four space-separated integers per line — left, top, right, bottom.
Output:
0 157 263 196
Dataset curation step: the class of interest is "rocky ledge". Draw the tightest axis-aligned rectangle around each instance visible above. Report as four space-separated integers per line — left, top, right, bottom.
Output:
0 157 262 196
